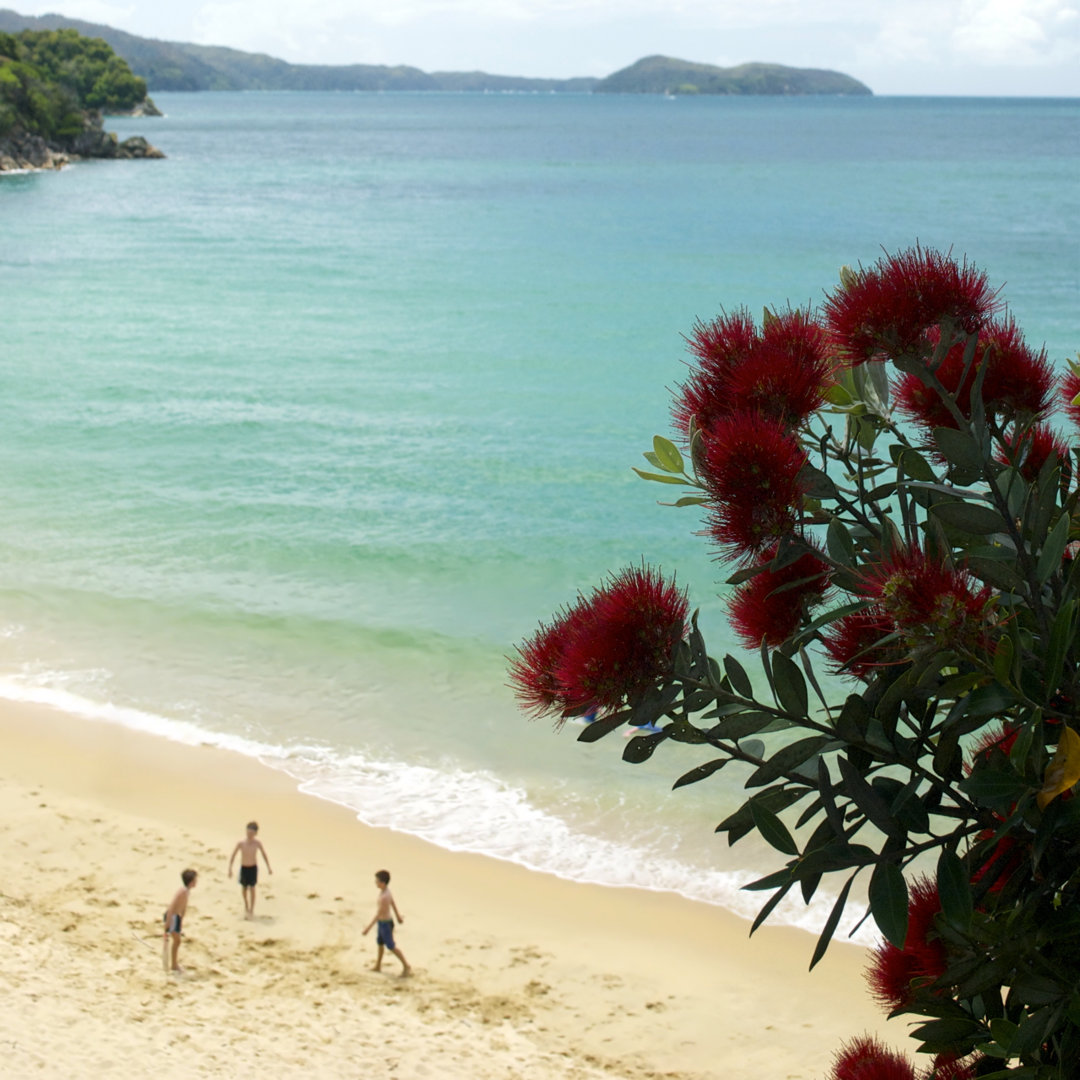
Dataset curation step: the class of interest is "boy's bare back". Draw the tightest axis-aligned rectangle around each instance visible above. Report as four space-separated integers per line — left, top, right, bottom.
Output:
375 886 396 921
165 885 190 921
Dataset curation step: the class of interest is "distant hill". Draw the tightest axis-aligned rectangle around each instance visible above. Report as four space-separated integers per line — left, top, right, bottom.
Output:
0 9 599 92
0 10 871 96
594 55 872 96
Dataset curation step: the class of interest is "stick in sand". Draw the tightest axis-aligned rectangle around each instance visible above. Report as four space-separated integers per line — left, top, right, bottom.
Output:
130 930 171 972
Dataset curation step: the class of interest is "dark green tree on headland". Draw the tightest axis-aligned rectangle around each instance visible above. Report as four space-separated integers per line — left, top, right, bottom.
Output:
0 28 147 140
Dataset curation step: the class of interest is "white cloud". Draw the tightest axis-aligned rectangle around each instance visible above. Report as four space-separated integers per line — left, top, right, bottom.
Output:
16 0 139 24
952 0 1080 64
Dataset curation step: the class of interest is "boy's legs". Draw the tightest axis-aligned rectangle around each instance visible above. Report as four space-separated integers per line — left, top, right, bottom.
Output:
374 944 385 972
391 946 412 976
242 884 253 917
249 884 257 916
169 931 182 971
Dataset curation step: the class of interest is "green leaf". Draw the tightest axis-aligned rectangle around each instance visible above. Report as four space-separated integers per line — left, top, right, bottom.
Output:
723 655 753 698
671 496 709 507
622 730 667 764
930 499 1008 535
772 652 808 716
1010 1006 1057 1057
800 464 838 498
750 880 796 935
809 874 855 970
826 517 856 567
749 799 799 856
652 435 685 474
869 861 909 949
575 711 628 742
1010 975 1064 1008
1044 600 1077 696
824 383 853 406
1036 512 1070 584
837 756 904 838
672 758 728 790
740 737 766 761
937 850 973 931
961 769 1031 807
711 711 775 741
992 636 1014 687
746 736 832 788
632 467 690 485
643 451 663 469
900 449 936 482
912 1017 981 1048
988 1018 1017 1052
933 426 985 472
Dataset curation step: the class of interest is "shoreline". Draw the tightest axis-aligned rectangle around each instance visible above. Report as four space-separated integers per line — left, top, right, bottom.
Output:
0 674 861 937
0 697 908 1078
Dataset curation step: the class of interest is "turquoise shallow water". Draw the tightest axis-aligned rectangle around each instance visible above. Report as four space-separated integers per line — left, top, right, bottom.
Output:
1 92 1078 929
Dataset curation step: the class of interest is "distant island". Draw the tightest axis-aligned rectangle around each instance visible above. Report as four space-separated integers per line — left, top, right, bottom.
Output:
0 9 872 97
594 55 871 96
0 27 163 170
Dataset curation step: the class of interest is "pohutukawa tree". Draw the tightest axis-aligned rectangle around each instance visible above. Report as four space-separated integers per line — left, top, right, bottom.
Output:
510 246 1080 1078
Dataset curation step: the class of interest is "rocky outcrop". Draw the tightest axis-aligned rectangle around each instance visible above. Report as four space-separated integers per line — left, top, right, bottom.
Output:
105 96 163 118
0 110 163 172
0 129 67 170
116 134 163 158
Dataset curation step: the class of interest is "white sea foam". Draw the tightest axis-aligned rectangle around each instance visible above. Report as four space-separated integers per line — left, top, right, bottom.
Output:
0 671 874 944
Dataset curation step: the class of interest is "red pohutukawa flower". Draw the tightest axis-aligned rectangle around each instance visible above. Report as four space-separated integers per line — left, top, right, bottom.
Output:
822 607 899 680
1062 368 1080 429
867 877 948 1012
728 547 830 649
895 319 1054 436
700 413 808 560
673 308 834 434
968 724 1019 771
554 566 689 714
673 309 759 436
861 546 991 650
510 566 689 721
830 1035 917 1080
927 1053 981 1080
971 829 1025 895
995 423 1070 483
824 246 997 365
508 604 595 719
723 309 835 427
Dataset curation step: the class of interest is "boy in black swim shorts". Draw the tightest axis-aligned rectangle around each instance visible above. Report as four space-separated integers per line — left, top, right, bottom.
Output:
362 869 411 976
228 821 273 920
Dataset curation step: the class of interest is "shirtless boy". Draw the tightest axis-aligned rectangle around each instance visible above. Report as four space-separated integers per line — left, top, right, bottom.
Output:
228 821 273 919
163 868 197 973
362 869 411 975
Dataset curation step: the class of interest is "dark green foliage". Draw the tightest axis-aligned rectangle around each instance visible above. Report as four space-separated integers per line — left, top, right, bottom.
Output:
516 257 1080 1074
0 27 146 140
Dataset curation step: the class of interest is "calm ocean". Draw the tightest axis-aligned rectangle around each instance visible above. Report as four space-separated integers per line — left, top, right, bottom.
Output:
1 92 1077 932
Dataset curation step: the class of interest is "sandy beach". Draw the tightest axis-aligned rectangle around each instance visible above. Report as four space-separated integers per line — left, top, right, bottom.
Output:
0 700 907 1079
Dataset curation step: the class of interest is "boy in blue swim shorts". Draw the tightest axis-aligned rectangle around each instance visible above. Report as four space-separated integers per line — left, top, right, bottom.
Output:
362 869 411 976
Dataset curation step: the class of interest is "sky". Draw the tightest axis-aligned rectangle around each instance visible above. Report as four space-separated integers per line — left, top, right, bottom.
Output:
11 0 1080 95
